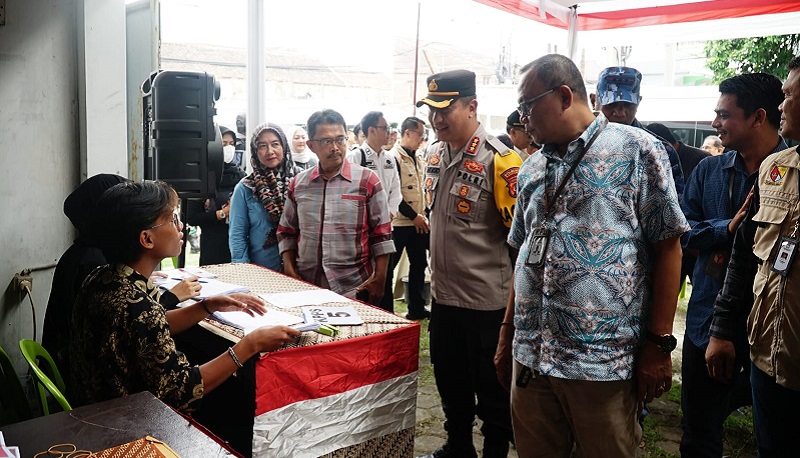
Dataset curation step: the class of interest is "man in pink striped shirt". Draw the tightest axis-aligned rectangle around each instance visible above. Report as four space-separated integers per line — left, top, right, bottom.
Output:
277 109 396 305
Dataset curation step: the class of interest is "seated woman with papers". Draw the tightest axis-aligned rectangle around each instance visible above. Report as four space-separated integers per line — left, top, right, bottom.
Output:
42 173 201 384
69 180 301 413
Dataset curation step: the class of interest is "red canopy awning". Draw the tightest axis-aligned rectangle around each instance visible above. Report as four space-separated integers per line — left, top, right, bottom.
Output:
475 0 800 31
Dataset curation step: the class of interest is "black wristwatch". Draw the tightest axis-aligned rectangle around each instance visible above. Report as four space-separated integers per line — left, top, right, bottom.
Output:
645 331 677 353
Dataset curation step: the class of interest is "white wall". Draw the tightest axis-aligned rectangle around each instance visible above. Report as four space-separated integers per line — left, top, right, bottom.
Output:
0 0 81 372
0 0 129 373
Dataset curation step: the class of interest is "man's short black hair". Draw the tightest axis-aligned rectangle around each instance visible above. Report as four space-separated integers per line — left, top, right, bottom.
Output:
360 111 384 136
400 117 425 135
307 109 347 139
95 180 176 264
456 95 476 107
719 73 783 129
496 133 514 149
646 123 677 145
520 54 588 102
353 123 362 137
789 55 800 71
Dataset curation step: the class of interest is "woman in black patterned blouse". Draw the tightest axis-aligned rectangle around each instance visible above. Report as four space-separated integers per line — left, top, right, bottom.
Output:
69 180 300 413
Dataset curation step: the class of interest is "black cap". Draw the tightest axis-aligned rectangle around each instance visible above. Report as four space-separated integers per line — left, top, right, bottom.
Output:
507 110 524 128
416 69 476 109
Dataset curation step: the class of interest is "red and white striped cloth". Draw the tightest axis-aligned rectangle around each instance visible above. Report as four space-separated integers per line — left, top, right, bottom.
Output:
252 325 419 457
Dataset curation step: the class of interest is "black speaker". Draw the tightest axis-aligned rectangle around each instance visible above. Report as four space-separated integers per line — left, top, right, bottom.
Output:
141 70 223 198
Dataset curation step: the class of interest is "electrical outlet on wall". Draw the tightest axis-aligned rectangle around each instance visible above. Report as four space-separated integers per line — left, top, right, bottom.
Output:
13 272 33 294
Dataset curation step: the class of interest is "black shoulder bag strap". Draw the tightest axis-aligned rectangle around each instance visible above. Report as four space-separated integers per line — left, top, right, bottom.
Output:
543 122 606 218
359 147 367 167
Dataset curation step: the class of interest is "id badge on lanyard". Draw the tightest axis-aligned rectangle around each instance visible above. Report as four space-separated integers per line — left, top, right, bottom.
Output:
772 219 800 276
524 121 606 269
526 226 551 267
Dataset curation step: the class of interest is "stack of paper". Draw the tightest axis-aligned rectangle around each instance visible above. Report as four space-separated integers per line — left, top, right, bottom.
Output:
155 278 250 299
157 267 218 279
259 289 353 309
211 308 304 335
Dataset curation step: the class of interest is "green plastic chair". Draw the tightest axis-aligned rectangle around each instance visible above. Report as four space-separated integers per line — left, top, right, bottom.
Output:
0 344 33 425
18 339 71 415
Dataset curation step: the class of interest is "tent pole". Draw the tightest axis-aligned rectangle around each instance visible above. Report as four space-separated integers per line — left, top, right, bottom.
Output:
567 5 578 61
413 2 421 116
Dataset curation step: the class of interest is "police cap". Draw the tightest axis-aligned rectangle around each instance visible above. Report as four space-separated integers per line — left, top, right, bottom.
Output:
416 69 476 109
506 110 524 128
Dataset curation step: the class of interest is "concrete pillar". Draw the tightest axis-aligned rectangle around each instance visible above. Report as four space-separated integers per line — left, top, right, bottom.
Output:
77 0 129 179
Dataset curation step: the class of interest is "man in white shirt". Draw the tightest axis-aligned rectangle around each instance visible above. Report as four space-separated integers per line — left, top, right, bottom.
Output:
347 111 403 219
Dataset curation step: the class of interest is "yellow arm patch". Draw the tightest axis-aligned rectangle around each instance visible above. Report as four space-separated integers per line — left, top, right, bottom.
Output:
493 150 523 228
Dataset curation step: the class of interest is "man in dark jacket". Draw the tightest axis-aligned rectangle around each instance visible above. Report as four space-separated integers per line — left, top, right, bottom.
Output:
646 122 711 292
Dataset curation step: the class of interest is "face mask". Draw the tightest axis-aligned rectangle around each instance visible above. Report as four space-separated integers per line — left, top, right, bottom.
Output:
223 145 236 163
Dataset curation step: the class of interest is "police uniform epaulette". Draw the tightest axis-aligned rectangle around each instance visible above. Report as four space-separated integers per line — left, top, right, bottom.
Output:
486 136 513 157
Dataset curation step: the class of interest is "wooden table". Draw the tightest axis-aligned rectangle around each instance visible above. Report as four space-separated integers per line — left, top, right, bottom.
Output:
191 263 420 458
0 391 239 457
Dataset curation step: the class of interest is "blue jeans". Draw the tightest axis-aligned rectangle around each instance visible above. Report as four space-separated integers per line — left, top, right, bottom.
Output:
750 363 800 457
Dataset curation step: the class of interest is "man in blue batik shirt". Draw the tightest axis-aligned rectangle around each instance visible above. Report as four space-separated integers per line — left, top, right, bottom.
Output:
679 72 786 457
495 54 688 458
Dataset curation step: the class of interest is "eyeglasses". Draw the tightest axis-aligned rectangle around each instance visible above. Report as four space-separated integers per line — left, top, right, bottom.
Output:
256 141 283 151
311 136 348 147
413 130 429 141
148 212 182 231
374 125 390 133
517 87 559 118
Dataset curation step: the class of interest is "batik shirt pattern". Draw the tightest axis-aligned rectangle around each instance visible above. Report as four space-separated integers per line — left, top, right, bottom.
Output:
69 263 203 413
508 114 689 381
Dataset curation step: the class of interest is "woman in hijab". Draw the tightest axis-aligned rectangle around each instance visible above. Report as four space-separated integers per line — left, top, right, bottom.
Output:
43 174 199 379
290 127 318 171
186 126 246 265
229 123 297 271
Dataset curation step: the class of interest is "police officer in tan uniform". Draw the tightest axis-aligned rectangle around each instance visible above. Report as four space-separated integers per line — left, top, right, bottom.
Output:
710 56 800 454
416 69 521 458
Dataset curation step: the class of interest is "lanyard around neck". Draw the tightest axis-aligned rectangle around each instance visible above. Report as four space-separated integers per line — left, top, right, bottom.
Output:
543 122 606 218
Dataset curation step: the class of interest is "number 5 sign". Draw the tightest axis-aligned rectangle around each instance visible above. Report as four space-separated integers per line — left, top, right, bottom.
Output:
302 306 364 325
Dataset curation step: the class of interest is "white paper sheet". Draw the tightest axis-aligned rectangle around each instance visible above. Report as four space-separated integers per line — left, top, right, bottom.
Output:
259 290 353 309
155 278 249 299
211 308 304 334
156 267 218 279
